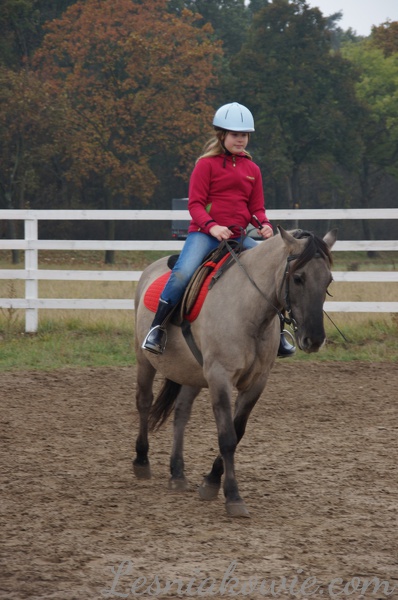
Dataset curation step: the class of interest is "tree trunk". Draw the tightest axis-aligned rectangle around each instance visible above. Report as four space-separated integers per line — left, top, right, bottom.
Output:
359 159 378 258
105 220 115 264
104 193 115 264
4 191 20 264
287 167 300 228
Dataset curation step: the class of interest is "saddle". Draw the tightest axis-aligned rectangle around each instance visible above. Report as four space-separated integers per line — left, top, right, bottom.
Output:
180 239 243 320
143 240 244 323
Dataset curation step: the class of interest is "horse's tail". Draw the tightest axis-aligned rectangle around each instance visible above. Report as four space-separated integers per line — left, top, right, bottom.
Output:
148 378 182 432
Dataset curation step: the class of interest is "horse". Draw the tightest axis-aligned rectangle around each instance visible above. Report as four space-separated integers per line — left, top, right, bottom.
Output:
133 227 337 517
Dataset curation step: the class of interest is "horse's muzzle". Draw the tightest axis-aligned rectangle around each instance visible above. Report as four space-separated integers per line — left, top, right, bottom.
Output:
298 334 326 353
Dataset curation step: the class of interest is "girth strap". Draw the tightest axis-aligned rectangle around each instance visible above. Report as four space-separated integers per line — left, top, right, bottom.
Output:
181 320 203 366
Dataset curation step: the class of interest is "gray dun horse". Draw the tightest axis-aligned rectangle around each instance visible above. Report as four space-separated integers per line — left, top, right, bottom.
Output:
133 227 337 517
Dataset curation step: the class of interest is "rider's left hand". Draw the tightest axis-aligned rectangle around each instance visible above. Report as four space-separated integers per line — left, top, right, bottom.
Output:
260 225 273 239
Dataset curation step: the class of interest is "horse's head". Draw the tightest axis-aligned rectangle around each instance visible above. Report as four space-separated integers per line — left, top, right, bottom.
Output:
278 227 337 353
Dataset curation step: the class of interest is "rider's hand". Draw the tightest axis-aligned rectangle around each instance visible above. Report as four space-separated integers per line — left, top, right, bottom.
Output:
209 225 233 242
259 225 273 239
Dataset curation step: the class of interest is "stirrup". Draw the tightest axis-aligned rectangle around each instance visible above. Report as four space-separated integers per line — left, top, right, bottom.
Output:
142 325 167 355
278 329 296 358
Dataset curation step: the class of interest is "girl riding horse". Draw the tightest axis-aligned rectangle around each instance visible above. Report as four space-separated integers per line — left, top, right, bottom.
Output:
142 101 295 358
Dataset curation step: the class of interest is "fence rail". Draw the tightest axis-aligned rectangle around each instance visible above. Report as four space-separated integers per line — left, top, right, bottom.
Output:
0 209 397 332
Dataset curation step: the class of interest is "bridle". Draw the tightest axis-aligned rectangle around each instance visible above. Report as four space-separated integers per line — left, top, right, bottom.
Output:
225 226 335 336
224 238 301 334
280 253 300 333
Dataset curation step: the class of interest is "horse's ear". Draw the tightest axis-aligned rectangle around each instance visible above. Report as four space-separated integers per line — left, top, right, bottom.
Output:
277 226 299 251
323 228 338 249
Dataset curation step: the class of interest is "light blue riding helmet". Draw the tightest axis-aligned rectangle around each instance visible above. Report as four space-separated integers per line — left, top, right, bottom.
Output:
212 102 255 132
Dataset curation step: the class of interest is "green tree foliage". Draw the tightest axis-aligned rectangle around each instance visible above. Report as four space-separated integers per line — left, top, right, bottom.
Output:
232 0 363 207
168 0 249 57
33 0 223 206
0 67 69 261
167 0 250 109
341 40 398 226
0 0 76 67
0 67 67 211
0 0 38 67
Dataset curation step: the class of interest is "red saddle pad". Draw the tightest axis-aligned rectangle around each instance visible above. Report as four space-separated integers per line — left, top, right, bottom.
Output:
143 255 230 322
144 272 171 313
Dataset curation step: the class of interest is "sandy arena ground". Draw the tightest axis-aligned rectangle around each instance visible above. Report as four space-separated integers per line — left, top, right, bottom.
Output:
1 362 397 599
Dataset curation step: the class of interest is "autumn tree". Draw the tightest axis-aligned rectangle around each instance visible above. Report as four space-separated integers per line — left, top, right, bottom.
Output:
371 20 398 57
33 0 222 207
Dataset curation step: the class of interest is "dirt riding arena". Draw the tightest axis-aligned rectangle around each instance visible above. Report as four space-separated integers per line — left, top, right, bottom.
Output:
1 362 397 599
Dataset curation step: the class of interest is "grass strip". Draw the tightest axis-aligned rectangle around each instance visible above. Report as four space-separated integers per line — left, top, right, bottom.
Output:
0 317 396 372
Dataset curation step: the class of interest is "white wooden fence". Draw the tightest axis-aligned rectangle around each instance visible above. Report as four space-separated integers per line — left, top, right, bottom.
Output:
0 209 397 332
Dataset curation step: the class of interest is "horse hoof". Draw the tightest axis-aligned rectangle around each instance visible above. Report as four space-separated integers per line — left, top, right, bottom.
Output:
168 477 189 492
133 462 151 479
198 480 220 501
225 501 250 518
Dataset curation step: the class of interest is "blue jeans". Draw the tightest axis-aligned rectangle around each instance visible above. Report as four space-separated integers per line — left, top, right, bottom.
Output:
160 232 258 306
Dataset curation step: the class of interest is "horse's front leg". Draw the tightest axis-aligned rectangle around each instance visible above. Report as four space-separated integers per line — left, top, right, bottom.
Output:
199 380 267 517
204 378 249 518
133 356 157 479
169 385 201 491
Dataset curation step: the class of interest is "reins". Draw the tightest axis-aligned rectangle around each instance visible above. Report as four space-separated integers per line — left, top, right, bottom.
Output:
224 236 299 333
225 229 348 344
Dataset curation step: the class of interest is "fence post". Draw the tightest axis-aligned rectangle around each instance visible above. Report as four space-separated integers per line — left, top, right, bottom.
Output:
25 217 38 333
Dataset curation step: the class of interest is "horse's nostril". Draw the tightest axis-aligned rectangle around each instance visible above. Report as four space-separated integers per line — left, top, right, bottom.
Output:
304 336 325 351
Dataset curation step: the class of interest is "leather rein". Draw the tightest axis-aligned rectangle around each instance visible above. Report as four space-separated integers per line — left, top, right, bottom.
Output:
224 238 300 334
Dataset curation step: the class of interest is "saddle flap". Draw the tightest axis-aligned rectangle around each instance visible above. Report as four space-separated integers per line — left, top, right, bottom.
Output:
180 240 243 321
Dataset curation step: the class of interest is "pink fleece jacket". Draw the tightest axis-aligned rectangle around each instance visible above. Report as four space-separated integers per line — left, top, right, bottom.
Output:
187 153 272 237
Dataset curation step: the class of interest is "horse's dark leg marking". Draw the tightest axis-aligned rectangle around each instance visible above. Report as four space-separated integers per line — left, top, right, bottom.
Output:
133 358 156 479
233 390 262 442
200 454 223 496
169 386 201 491
206 386 249 517
199 418 248 503
199 385 264 512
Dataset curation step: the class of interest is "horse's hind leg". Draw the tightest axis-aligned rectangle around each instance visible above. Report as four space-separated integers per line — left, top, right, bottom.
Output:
133 356 157 479
169 385 201 491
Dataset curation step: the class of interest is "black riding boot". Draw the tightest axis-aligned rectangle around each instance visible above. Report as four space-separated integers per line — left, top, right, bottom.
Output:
277 330 296 358
142 298 174 355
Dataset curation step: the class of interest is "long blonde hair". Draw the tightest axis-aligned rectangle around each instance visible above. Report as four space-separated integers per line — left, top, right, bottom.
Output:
196 129 252 163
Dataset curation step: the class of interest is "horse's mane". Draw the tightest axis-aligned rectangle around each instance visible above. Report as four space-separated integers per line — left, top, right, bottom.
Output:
289 229 333 274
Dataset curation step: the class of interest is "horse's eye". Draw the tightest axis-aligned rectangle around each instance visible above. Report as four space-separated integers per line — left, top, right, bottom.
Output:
293 273 304 285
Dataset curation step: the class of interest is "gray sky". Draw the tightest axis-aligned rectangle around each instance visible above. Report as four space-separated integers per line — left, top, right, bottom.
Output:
305 0 397 35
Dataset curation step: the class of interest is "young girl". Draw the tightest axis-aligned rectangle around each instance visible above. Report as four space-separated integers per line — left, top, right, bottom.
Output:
142 102 295 357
